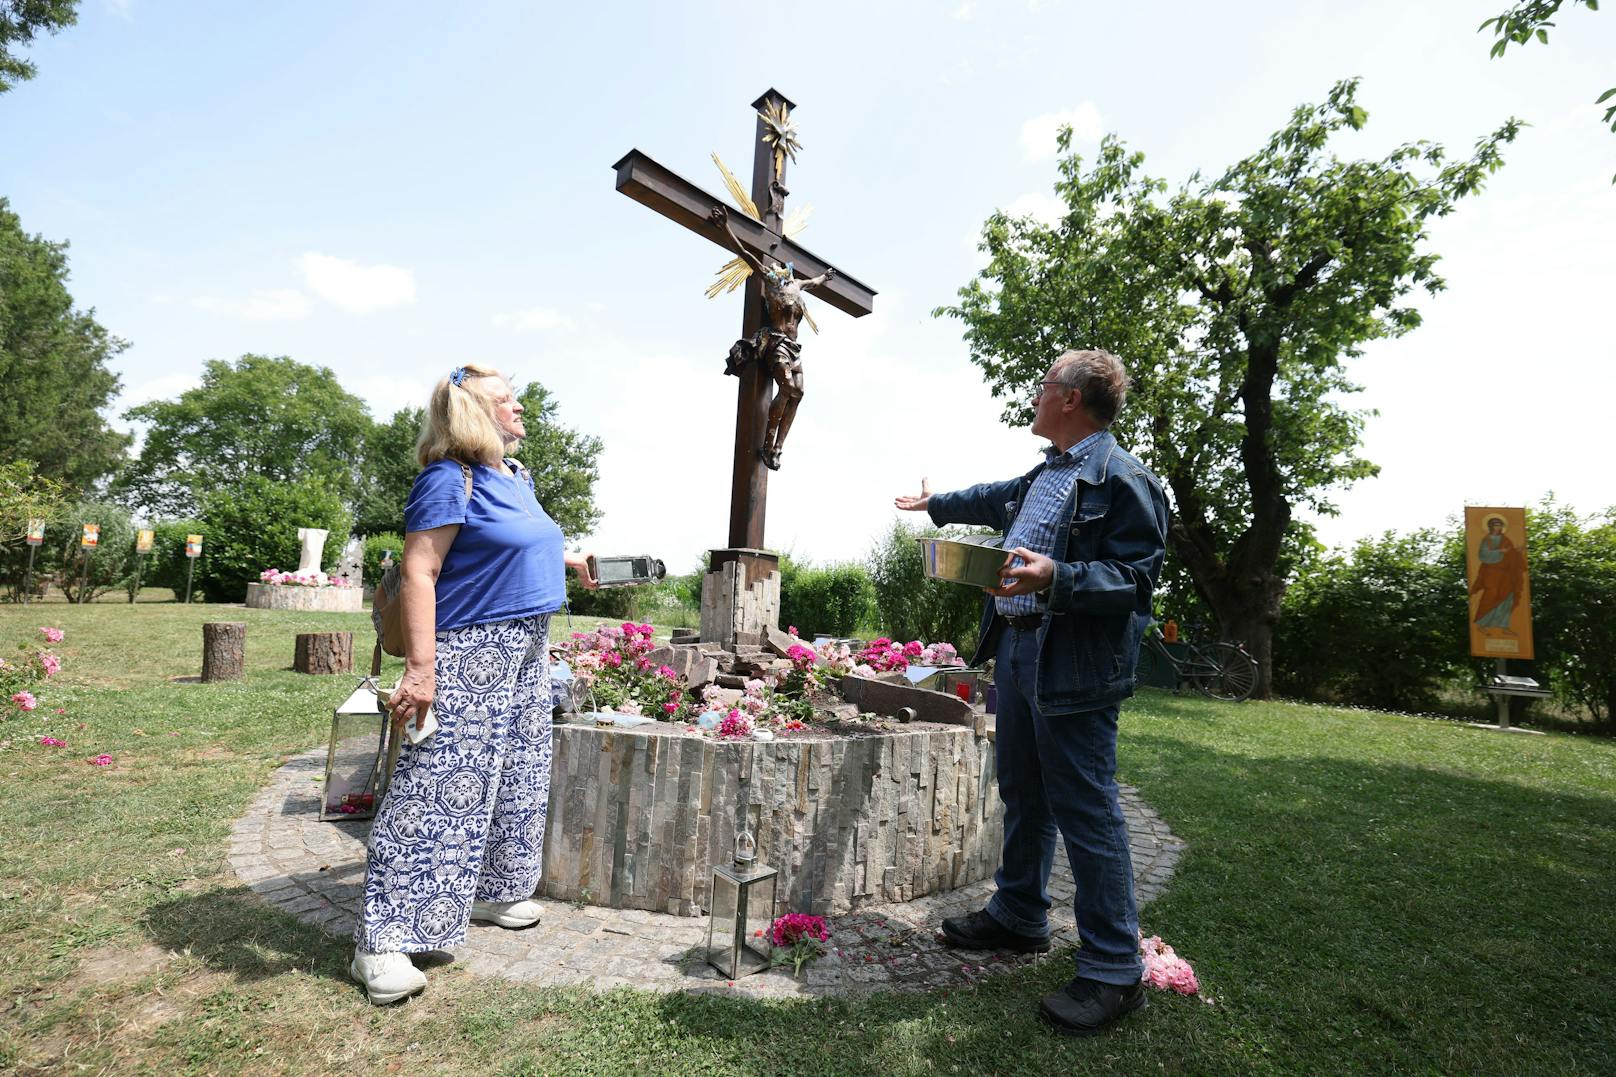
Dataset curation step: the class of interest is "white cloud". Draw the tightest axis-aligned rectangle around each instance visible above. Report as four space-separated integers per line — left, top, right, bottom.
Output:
951 1 977 19
1019 102 1103 162
493 306 576 332
999 191 1066 226
191 288 312 321
297 252 416 314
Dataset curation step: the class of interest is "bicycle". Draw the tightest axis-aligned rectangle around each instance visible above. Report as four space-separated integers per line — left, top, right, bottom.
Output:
1140 623 1259 702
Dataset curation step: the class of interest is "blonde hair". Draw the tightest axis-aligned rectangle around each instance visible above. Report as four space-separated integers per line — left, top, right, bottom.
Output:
415 363 512 467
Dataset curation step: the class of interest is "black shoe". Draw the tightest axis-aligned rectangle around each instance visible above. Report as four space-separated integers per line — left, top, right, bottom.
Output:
1039 976 1147 1036
939 910 1051 954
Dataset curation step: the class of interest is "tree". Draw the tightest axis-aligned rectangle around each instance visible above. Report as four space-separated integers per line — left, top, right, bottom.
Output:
351 406 423 537
511 381 603 538
0 0 77 94
0 198 131 492
1478 1 1614 175
0 460 68 601
938 81 1518 694
195 474 351 603
117 355 372 518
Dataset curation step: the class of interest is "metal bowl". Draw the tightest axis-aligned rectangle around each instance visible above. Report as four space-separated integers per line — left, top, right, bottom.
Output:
916 534 1006 589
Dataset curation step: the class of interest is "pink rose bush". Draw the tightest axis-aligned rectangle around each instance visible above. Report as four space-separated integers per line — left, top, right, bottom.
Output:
561 622 687 721
2 628 64 714
1140 933 1199 995
258 570 353 587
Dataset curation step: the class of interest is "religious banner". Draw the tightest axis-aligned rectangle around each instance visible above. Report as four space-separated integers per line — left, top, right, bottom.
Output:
1464 506 1534 660
186 534 203 558
26 519 45 546
136 529 154 553
81 523 100 548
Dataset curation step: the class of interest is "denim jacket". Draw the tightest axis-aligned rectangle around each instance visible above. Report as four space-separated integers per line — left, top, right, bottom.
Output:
928 431 1169 715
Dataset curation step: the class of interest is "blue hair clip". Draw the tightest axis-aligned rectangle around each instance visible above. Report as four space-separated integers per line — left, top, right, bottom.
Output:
450 366 467 387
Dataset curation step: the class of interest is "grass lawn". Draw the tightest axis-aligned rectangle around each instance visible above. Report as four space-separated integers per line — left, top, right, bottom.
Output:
2 603 1614 1075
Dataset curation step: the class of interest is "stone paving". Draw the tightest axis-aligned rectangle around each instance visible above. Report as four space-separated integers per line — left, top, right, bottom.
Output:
228 745 1183 998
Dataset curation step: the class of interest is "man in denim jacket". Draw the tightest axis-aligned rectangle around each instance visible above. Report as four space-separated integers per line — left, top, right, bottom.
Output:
896 349 1168 1035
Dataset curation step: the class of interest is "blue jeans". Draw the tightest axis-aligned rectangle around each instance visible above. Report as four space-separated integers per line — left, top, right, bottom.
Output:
985 625 1143 985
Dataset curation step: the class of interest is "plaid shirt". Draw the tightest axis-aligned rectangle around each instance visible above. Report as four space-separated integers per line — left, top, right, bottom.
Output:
995 431 1103 617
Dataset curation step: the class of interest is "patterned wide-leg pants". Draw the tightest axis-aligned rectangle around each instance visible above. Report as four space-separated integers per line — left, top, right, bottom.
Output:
355 614 552 954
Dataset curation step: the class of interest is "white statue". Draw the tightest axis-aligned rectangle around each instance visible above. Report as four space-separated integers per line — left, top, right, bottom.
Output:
296 528 329 582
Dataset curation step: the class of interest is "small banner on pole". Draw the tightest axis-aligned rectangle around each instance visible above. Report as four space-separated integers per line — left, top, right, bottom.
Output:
81 523 100 548
1464 506 1534 660
185 534 203 558
26 519 45 546
136 529 154 553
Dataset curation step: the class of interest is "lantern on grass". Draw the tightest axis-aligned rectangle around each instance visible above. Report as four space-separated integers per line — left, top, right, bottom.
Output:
706 827 777 978
320 677 397 821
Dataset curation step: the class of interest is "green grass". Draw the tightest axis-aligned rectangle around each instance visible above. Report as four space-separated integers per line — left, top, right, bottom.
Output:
1 603 1614 1074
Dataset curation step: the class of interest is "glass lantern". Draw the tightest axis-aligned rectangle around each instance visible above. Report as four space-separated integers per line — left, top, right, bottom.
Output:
320 678 395 821
706 830 777 978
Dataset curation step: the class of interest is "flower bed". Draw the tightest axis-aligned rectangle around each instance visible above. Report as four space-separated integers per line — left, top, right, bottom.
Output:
257 569 355 587
558 624 967 739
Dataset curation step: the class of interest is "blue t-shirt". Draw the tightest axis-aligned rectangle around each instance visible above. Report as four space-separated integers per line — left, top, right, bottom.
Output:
403 458 566 631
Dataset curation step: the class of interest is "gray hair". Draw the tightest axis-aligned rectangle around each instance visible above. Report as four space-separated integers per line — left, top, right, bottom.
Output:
1049 349 1130 426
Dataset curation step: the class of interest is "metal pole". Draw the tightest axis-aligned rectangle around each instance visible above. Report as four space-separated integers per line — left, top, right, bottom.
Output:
22 544 36 606
184 558 196 604
1495 658 1511 730
78 547 94 604
130 552 145 603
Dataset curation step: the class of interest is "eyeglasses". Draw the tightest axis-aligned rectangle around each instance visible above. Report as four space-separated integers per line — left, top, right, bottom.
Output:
1033 380 1071 401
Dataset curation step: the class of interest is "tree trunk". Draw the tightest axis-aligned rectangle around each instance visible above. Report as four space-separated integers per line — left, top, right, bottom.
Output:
294 631 353 675
202 622 246 682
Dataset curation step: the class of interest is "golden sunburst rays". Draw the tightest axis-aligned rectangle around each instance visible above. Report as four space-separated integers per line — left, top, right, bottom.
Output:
704 152 818 331
758 100 801 178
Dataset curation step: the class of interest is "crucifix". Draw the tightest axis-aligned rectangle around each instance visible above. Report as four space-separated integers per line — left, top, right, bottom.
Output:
611 89 877 554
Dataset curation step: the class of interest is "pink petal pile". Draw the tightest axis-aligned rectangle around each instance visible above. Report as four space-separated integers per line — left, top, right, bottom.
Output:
1140 933 1199 995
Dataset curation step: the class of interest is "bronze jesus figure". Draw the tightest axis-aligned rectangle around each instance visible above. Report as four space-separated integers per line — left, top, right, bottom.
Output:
710 204 835 471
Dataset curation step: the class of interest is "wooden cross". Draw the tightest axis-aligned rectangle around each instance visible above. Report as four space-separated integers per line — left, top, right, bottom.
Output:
612 89 877 551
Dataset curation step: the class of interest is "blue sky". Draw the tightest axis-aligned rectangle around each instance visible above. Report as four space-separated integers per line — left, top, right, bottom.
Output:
3 1 1612 569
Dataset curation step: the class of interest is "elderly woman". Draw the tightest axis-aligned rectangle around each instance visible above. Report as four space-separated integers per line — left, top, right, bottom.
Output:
351 362 596 1005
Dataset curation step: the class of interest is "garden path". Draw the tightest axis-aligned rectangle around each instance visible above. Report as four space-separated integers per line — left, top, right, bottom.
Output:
229 745 1183 997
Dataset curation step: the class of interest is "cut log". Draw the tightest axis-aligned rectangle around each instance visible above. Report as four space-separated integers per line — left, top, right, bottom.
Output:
294 631 353 675
201 621 246 682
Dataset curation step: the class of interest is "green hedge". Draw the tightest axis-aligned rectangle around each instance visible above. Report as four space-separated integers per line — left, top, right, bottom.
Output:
866 519 985 654
195 475 351 603
780 557 873 637
363 533 405 587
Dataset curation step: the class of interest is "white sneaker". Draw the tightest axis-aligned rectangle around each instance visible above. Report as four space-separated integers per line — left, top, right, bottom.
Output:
470 898 542 929
350 947 427 1005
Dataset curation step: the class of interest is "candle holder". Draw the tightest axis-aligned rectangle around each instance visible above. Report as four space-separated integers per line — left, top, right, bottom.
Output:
706 829 776 978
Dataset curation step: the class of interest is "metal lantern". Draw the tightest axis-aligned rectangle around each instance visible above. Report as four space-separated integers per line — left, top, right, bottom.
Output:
706 829 777 978
320 677 396 821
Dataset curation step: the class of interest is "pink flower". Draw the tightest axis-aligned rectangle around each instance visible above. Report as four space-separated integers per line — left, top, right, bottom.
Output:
39 627 64 644
717 711 752 740
87 753 114 767
903 641 924 658
12 691 37 712
636 657 653 671
787 626 799 637
656 665 678 681
769 913 830 946
787 644 815 669
1139 932 1199 995
54 708 66 715
38 736 67 748
39 653 60 677
663 702 678 714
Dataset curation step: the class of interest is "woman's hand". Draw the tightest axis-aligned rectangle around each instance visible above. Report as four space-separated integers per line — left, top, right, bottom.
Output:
387 665 435 734
986 546 1054 597
894 478 932 513
566 551 599 590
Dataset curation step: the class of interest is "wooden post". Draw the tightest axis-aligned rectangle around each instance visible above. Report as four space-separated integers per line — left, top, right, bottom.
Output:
202 622 246 682
294 631 353 675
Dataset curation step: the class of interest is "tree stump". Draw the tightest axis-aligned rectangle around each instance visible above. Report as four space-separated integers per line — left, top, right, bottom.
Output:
294 631 353 675
201 622 246 682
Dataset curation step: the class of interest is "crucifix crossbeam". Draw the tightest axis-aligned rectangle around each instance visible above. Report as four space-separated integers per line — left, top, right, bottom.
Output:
611 89 876 552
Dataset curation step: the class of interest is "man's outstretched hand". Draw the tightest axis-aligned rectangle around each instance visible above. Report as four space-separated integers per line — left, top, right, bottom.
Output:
894 478 932 513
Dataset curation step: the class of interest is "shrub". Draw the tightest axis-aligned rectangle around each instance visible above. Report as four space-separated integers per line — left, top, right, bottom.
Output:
196 475 351 603
1520 501 1616 725
866 519 985 656
141 518 205 599
780 558 874 638
54 502 135 603
363 533 405 586
1275 528 1468 711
